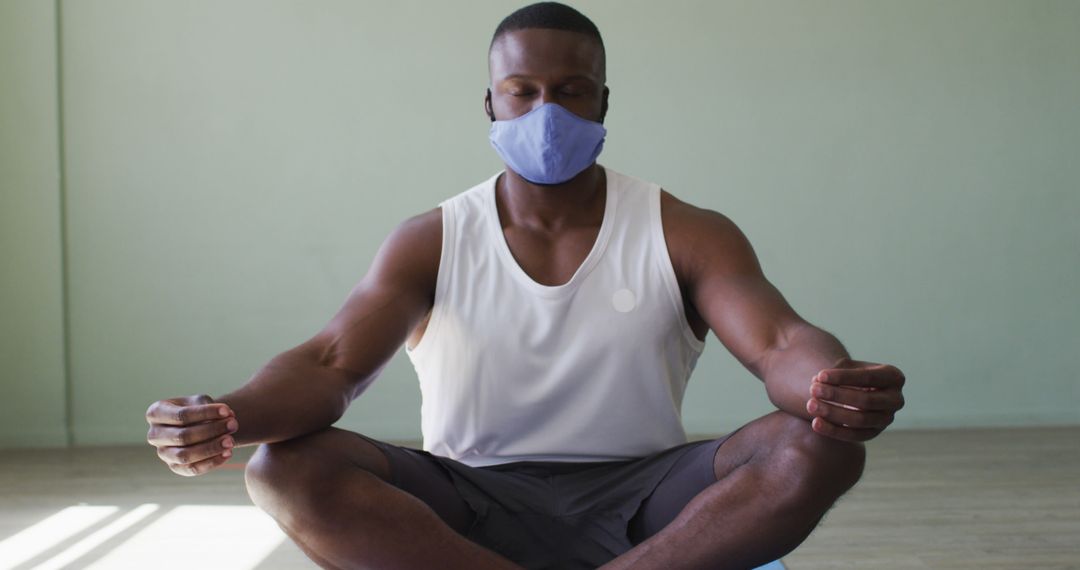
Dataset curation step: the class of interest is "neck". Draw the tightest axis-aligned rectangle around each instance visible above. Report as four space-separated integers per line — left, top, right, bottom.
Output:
497 164 606 232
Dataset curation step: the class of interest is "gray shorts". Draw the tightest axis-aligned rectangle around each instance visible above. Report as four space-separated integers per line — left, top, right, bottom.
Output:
357 433 733 570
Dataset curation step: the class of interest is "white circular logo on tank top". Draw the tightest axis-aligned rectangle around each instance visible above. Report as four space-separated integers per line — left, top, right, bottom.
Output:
612 288 637 313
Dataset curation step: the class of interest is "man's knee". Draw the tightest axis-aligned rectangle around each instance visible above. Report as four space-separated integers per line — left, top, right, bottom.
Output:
766 412 866 507
244 437 319 516
244 428 390 528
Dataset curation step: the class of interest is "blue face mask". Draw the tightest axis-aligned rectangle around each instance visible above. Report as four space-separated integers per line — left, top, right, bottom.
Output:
489 102 607 185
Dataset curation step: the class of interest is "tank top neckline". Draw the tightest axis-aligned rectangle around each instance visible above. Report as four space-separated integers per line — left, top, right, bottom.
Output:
485 166 619 299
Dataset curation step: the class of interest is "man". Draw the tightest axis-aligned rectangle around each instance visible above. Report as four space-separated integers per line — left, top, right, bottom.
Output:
146 3 905 569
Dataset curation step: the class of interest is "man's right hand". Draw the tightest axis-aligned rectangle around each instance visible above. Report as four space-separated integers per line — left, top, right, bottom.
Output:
145 394 238 477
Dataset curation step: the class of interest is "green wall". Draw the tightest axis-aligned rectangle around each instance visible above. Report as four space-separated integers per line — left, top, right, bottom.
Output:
2 0 1078 448
0 0 68 447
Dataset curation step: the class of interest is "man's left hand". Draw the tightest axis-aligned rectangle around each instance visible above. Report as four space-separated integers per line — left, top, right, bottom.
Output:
806 358 906 442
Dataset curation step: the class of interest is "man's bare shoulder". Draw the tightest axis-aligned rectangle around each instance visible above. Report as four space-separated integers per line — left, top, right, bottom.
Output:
659 189 757 280
659 189 740 233
367 207 442 291
387 207 442 253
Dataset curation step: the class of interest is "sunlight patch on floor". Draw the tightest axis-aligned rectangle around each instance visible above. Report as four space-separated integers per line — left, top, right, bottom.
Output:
0 505 287 570
31 504 160 570
0 506 117 569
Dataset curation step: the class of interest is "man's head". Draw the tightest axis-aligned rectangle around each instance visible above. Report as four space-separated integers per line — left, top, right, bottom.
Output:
486 2 608 124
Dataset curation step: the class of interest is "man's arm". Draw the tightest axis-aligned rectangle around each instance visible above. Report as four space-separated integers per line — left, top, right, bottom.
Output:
662 192 904 441
146 207 441 475
215 207 441 447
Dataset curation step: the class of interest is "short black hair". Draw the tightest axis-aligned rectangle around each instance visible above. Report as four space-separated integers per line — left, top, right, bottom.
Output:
490 2 604 54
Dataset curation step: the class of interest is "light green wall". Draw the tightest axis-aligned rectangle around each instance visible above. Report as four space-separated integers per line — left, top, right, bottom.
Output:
0 0 68 447
2 1 1078 447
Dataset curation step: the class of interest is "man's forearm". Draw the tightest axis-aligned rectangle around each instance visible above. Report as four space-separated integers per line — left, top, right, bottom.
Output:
214 348 364 448
761 322 850 419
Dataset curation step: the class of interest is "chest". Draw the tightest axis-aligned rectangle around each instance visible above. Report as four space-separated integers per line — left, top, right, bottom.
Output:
493 223 708 343
501 225 602 287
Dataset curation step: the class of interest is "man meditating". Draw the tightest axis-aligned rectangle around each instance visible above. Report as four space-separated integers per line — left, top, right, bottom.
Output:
145 3 906 569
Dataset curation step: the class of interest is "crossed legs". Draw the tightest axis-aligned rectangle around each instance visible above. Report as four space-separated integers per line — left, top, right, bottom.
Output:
600 411 865 569
245 411 864 570
243 427 519 570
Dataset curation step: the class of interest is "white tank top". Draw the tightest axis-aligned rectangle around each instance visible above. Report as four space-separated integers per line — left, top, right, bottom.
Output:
405 166 706 467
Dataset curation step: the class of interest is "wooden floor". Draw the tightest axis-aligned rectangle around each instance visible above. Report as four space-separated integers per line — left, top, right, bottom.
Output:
0 426 1077 569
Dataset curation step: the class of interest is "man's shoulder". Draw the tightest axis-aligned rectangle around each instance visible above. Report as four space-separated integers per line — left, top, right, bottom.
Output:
656 187 754 287
396 207 443 237
604 166 732 229
658 188 741 243
385 170 504 266
600 166 744 258
381 208 442 277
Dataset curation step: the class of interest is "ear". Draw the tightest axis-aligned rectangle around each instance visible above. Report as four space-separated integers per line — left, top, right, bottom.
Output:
484 88 496 122
599 86 610 124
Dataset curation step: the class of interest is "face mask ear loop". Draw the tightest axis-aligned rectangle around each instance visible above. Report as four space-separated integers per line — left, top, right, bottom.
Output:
485 88 496 122
599 86 610 124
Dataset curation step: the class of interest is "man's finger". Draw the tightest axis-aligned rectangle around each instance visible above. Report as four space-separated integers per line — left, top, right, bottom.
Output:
815 365 905 389
147 417 238 447
811 417 881 443
157 433 236 466
811 382 905 412
807 398 895 429
146 400 232 426
167 449 233 477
